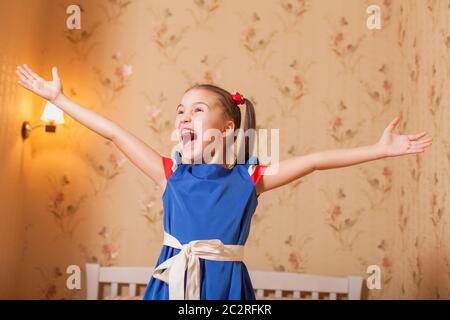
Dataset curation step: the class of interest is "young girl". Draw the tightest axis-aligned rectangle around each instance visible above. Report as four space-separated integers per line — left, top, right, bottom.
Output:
16 64 432 300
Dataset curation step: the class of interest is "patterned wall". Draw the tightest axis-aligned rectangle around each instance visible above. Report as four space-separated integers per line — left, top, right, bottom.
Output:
1 0 449 299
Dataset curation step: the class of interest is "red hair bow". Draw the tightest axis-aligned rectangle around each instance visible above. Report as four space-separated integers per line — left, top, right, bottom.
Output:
231 92 245 105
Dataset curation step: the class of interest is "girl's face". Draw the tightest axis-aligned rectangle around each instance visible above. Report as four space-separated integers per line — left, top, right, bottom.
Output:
175 89 234 163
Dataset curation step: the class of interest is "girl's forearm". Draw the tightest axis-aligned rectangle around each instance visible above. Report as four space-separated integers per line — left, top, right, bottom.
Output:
257 115 432 195
257 143 387 194
51 93 117 140
313 143 387 171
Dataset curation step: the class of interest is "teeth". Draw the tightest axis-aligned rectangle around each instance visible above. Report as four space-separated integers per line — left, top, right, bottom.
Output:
181 128 194 135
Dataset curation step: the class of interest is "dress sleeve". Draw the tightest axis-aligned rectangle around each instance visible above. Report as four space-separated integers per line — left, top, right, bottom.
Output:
246 156 267 186
162 156 174 180
161 151 181 180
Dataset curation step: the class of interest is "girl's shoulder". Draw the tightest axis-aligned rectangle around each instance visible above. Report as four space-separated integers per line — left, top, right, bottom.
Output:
241 155 267 186
161 150 182 180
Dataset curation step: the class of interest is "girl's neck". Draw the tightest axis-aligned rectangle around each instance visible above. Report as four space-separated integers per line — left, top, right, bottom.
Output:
181 152 236 168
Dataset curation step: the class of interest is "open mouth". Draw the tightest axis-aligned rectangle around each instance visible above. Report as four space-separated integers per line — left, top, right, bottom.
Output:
180 128 198 146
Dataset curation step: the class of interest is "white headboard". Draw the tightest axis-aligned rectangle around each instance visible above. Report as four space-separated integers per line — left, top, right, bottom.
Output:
85 263 363 300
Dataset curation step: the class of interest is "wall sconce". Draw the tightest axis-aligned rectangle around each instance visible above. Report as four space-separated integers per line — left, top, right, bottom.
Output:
21 101 65 139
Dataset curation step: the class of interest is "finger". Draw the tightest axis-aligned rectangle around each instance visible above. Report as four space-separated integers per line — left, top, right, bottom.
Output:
21 64 37 80
51 66 60 81
414 141 433 148
15 69 32 84
408 143 431 151
411 136 432 143
408 131 427 141
412 137 432 145
405 148 425 154
418 135 432 142
23 64 43 81
386 115 401 133
17 80 31 90
409 139 432 147
17 65 34 81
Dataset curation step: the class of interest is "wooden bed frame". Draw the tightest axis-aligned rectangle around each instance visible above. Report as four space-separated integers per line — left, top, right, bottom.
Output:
86 263 363 300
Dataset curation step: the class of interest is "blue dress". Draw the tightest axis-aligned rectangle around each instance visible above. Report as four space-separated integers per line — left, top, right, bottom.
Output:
143 151 266 300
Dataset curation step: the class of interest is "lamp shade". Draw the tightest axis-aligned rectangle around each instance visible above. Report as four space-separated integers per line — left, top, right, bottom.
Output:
40 101 64 124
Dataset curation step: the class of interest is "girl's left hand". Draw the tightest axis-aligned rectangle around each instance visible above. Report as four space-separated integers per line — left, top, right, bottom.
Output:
377 115 433 157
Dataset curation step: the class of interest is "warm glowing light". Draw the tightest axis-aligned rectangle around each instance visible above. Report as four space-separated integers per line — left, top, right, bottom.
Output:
40 101 64 124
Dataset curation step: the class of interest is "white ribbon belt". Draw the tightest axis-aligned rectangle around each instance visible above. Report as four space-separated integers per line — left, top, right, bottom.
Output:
152 231 245 300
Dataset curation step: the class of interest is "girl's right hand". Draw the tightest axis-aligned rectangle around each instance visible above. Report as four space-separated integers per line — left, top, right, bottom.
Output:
16 64 63 102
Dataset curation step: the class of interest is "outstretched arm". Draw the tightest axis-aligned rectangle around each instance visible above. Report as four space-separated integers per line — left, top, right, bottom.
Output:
256 115 433 195
16 64 166 187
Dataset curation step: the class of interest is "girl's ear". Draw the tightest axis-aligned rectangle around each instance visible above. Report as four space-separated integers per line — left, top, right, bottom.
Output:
222 120 235 138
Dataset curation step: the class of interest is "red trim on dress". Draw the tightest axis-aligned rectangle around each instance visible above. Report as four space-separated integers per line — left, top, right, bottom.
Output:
250 165 267 185
162 156 174 180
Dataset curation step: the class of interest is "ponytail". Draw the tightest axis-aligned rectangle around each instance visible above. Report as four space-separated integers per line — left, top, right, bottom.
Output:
242 98 256 163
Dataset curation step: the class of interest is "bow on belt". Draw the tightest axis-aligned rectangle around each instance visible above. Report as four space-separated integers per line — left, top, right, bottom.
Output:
151 231 245 300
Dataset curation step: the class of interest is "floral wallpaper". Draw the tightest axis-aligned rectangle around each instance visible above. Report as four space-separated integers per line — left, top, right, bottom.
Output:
1 0 449 299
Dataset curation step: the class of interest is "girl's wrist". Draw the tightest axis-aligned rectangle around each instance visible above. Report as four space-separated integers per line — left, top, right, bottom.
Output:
374 142 388 158
49 91 64 105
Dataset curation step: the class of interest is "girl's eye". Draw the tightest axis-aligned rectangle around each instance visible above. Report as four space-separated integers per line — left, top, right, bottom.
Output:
194 107 204 112
177 109 184 114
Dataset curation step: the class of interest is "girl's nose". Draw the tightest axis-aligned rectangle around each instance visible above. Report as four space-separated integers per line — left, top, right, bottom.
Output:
181 112 191 123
